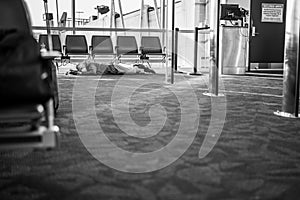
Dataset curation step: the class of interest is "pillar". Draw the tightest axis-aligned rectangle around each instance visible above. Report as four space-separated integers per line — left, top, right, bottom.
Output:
282 0 300 116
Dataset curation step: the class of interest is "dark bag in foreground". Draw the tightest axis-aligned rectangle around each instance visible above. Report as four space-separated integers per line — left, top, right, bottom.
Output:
0 30 53 106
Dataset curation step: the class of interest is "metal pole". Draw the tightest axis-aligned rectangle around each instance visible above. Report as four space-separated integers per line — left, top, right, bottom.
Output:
190 27 210 76
139 0 145 41
43 0 53 51
110 0 115 29
294 18 300 117
275 0 300 118
55 0 59 27
153 0 161 28
295 26 300 117
194 27 199 74
110 0 117 36
71 0 75 34
282 0 299 115
118 0 125 28
208 0 220 95
161 0 166 48
164 0 170 84
171 0 175 84
146 5 150 30
140 0 144 29
174 27 179 72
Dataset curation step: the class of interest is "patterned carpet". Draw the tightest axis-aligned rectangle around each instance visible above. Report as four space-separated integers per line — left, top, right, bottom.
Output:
0 74 300 200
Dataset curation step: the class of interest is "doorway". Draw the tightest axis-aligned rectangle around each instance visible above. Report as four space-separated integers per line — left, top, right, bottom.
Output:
249 0 286 73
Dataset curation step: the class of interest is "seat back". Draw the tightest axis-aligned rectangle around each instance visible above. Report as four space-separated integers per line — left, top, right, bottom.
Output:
91 35 114 54
0 0 31 34
38 34 62 52
116 36 138 55
141 36 163 54
65 35 88 54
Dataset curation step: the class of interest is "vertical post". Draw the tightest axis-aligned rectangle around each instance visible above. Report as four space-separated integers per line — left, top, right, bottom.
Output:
72 0 75 34
153 0 161 28
146 5 150 30
43 0 53 51
110 0 118 37
161 0 166 48
174 28 179 72
295 27 300 117
275 0 300 118
283 0 300 115
294 4 300 117
55 0 59 27
164 0 170 84
208 0 221 96
170 0 175 84
139 0 145 42
194 27 199 74
140 0 144 29
190 27 208 76
118 0 125 28
110 0 115 30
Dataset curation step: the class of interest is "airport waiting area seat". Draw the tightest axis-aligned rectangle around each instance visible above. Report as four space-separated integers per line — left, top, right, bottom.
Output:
38 34 62 53
38 34 65 68
90 35 116 62
0 0 59 149
64 35 89 63
140 36 166 65
115 36 140 62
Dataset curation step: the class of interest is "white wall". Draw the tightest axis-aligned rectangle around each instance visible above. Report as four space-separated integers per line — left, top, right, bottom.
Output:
225 0 250 10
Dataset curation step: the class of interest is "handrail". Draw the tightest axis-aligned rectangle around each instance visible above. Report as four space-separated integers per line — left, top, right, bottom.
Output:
178 27 211 33
32 26 212 34
32 26 167 33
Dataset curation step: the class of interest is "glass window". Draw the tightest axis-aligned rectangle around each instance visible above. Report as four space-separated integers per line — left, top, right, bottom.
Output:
24 0 72 27
25 0 162 28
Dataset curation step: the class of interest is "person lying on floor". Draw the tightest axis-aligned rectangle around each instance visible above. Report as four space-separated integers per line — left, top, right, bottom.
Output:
67 60 155 75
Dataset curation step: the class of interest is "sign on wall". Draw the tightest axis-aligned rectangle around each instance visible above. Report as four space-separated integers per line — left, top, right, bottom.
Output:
261 3 284 23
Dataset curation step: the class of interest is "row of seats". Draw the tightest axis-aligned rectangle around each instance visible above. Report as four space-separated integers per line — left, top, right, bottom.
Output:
38 34 166 62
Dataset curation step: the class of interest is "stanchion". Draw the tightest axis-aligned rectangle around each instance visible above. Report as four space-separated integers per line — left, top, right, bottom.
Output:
190 27 209 76
170 0 175 84
174 28 185 74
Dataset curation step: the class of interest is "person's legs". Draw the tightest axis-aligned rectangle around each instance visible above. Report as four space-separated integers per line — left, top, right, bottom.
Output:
133 64 156 74
115 63 137 74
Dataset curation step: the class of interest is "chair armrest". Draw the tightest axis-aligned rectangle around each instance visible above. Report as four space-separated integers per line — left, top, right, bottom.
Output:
41 51 61 60
163 46 167 53
63 45 67 55
139 46 144 53
115 45 119 55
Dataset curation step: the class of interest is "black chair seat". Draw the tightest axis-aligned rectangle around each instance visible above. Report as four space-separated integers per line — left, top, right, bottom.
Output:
140 36 163 55
91 35 114 55
116 36 139 56
38 34 62 53
65 35 89 55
